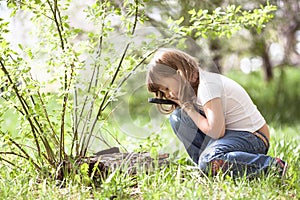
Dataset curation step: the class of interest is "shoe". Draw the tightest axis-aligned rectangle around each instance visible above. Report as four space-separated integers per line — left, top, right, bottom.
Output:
210 159 229 176
274 158 288 180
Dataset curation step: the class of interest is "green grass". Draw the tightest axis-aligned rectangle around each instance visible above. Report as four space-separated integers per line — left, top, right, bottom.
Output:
1 126 299 200
1 67 300 199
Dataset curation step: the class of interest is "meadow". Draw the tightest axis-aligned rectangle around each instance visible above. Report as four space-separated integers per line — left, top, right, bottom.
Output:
0 67 299 200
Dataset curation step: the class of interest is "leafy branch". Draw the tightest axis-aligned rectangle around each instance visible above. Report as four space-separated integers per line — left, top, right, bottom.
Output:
168 4 277 39
46 0 77 162
0 130 41 171
0 57 57 167
78 0 141 157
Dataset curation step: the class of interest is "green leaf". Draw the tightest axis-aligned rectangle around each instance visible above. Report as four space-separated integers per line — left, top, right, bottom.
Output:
18 44 23 50
188 9 196 15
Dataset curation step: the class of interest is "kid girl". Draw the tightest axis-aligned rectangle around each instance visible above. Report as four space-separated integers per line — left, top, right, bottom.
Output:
146 48 287 178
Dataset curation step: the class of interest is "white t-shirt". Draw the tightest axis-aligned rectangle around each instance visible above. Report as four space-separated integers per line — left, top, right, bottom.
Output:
196 71 266 133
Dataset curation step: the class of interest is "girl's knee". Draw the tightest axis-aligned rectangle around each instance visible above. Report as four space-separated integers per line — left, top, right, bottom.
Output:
198 153 211 173
198 159 209 173
170 108 197 129
169 108 181 123
169 108 182 132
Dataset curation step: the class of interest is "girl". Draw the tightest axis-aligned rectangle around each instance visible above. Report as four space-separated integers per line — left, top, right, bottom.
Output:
146 48 287 178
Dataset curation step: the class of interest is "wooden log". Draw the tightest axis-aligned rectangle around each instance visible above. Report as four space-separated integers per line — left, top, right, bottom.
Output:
55 148 169 181
85 152 169 176
81 148 169 179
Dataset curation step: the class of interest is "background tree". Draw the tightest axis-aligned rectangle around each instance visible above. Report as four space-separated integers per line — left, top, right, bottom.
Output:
276 0 300 66
144 0 300 80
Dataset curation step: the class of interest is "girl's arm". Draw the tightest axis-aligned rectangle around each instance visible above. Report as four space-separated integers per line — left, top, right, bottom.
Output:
182 98 225 139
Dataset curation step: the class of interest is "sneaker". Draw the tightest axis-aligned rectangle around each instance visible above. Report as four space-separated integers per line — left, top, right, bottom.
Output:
210 159 229 176
274 158 288 180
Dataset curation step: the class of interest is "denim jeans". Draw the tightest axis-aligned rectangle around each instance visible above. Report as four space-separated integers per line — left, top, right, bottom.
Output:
169 108 277 178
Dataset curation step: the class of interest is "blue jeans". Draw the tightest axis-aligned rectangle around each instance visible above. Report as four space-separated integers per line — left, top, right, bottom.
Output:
169 108 277 178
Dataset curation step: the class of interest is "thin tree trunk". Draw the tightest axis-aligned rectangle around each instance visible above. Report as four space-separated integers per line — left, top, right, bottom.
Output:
262 45 273 82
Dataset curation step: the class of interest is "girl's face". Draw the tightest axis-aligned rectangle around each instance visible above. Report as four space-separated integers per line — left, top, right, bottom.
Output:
157 74 181 100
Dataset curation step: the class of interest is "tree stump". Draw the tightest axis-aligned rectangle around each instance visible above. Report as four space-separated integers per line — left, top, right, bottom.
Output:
80 147 170 180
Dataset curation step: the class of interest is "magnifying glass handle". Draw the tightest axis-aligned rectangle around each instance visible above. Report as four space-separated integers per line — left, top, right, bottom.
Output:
147 98 176 105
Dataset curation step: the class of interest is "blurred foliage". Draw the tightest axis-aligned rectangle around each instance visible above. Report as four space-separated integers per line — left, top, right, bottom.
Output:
226 67 300 126
168 4 276 39
145 0 300 79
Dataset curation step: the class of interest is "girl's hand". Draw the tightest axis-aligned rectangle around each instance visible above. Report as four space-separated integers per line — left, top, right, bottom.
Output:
168 98 181 106
178 80 196 106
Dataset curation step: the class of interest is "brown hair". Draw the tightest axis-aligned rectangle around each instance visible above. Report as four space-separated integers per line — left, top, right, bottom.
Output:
146 48 199 114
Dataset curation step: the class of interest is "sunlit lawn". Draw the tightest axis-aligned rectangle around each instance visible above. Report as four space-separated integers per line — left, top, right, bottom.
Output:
0 124 299 199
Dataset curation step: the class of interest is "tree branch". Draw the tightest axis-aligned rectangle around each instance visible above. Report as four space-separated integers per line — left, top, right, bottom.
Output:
0 58 42 157
0 151 28 160
0 131 41 171
46 0 77 162
102 48 158 111
46 0 65 50
0 156 22 169
80 0 141 156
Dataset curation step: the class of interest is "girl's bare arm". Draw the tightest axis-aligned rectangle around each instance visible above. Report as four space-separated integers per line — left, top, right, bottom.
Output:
182 98 225 139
